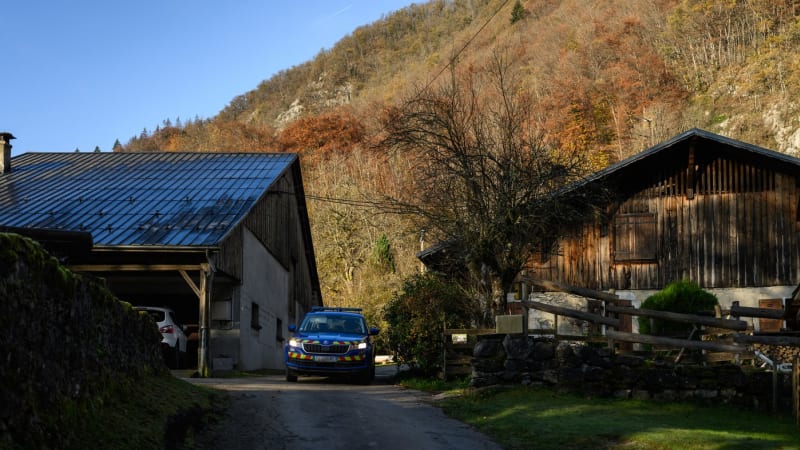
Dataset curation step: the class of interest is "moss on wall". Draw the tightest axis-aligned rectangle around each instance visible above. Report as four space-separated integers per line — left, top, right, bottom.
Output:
0 233 166 448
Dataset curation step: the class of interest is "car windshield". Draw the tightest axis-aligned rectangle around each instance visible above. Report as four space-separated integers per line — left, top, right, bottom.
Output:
299 314 366 334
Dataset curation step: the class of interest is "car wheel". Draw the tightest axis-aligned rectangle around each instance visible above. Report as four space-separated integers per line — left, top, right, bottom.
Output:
286 370 298 382
174 348 184 369
355 367 372 385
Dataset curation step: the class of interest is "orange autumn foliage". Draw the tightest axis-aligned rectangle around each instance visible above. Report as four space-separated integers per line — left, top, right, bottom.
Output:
277 109 366 159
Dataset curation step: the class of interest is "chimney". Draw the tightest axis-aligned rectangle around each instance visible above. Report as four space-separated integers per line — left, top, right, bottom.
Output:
0 132 14 174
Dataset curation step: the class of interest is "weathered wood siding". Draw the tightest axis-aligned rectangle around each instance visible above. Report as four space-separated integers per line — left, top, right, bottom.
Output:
215 166 319 312
534 153 800 291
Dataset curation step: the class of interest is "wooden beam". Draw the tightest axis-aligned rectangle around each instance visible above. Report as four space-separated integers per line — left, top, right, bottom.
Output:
606 305 748 331
179 270 201 299
730 301 785 319
734 334 800 347
68 264 204 272
606 330 746 353
443 328 497 335
520 277 622 304
523 300 620 328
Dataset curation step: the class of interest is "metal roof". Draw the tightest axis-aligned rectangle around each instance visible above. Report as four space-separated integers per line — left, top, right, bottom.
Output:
564 128 800 192
0 152 298 247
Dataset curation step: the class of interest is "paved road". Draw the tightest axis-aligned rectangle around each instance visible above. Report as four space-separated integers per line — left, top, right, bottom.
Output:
188 367 502 450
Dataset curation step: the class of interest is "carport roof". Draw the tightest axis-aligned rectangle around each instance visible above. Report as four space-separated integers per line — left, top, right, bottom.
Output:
0 152 298 247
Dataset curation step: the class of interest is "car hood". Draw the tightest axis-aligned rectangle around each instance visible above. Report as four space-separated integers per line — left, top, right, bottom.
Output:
293 332 366 342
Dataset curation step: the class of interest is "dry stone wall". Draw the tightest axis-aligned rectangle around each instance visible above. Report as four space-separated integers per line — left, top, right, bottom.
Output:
472 334 791 412
0 233 166 447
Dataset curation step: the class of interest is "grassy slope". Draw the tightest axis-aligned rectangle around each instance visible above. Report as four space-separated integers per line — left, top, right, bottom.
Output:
5 374 225 450
89 374 223 450
441 386 800 450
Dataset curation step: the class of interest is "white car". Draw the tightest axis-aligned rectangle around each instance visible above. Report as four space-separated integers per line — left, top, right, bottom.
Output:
134 306 188 368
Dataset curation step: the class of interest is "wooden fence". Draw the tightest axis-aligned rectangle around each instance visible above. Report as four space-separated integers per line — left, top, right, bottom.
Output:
508 277 800 421
441 328 494 380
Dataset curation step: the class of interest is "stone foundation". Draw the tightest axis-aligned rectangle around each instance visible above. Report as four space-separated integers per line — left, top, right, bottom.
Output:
471 334 792 412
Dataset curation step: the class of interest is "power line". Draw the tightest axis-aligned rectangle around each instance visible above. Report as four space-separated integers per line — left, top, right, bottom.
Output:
422 0 513 91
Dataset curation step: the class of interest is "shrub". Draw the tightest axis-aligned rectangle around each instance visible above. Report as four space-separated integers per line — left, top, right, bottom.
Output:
638 280 718 336
384 273 478 375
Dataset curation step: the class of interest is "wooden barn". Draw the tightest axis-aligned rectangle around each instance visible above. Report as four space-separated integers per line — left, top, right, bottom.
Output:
0 136 321 374
531 128 800 330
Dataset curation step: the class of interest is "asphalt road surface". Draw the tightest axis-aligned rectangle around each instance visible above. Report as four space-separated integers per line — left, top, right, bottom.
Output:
188 366 502 450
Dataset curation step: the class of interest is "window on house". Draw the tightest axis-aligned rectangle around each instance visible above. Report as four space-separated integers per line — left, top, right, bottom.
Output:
276 317 284 342
613 213 657 262
251 303 262 330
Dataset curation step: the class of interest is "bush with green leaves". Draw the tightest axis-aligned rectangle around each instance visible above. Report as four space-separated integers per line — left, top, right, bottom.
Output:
384 273 478 375
638 280 718 336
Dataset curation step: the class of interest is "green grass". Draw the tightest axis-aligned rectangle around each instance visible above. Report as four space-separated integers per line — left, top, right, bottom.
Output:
398 375 471 393
437 386 800 450
81 373 223 449
4 373 224 450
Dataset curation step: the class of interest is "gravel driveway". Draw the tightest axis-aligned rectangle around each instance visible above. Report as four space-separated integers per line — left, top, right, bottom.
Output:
187 366 502 450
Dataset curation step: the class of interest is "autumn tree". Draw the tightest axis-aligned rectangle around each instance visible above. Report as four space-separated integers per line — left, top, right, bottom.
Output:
304 147 420 349
378 53 605 320
277 108 365 159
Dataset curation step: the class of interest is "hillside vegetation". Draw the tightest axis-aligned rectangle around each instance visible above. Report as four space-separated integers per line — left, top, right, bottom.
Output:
119 0 800 320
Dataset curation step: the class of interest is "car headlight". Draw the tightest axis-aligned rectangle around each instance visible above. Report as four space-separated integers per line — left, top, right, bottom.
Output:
289 338 301 348
351 341 368 351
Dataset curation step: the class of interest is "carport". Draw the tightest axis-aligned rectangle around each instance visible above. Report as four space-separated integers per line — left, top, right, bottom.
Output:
0 150 322 375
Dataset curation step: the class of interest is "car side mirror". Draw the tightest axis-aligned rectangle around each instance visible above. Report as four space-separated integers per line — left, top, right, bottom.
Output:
369 327 380 335
288 324 297 332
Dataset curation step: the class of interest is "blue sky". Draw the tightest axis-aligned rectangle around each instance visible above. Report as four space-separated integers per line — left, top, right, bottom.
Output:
1 1 418 156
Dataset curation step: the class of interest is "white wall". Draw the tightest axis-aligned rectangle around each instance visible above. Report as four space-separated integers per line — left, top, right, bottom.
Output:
512 284 795 338
616 285 794 333
237 227 289 370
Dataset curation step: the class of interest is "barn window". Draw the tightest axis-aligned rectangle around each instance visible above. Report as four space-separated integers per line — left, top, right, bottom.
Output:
251 303 262 331
613 213 657 262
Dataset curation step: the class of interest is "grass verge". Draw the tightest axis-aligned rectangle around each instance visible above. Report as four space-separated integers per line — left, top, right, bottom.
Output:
434 385 800 450
15 372 226 450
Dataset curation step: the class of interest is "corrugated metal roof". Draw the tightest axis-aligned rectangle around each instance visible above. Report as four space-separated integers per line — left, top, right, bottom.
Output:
0 152 297 247
563 128 800 193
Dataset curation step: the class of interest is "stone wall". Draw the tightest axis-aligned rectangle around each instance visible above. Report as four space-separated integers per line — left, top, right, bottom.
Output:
472 334 792 412
0 233 166 447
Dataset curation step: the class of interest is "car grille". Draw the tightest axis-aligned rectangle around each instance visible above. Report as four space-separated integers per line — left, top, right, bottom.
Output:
293 360 364 368
302 343 350 354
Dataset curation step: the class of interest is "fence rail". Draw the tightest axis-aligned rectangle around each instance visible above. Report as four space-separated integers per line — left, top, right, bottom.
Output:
448 278 800 422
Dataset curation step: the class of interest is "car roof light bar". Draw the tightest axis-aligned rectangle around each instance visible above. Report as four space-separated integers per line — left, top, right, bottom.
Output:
310 306 363 313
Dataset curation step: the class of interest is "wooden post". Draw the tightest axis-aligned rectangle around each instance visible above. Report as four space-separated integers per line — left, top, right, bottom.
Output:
198 263 213 378
773 364 779 414
606 290 616 354
794 355 799 427
442 320 447 381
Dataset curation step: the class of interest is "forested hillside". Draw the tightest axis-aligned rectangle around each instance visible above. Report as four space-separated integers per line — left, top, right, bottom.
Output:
119 0 800 324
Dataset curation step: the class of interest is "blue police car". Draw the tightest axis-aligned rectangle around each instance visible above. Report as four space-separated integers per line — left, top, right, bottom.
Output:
285 307 380 384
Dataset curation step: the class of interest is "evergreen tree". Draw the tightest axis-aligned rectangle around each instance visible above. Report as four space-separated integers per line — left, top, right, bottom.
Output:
510 0 526 24
93 146 101 153
370 234 396 274
112 139 122 151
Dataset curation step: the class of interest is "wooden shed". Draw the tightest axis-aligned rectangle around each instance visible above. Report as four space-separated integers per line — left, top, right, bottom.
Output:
532 128 800 326
0 149 321 374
